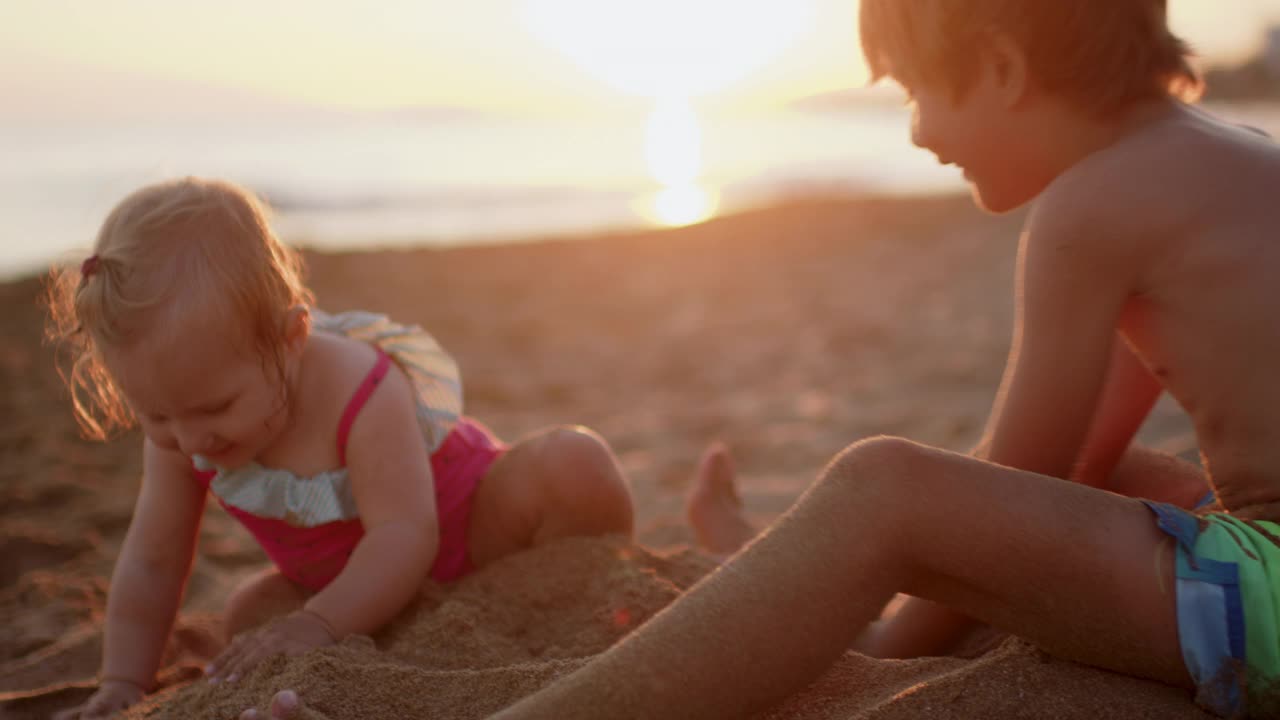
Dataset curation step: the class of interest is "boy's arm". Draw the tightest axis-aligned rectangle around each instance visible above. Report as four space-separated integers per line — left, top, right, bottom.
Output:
866 183 1141 659
861 341 1162 659
968 338 1159 480
101 439 207 688
1070 338 1163 486
981 184 1140 479
303 365 440 637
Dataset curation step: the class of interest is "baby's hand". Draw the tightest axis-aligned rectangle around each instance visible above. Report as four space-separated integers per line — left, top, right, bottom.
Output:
206 610 337 684
53 679 146 719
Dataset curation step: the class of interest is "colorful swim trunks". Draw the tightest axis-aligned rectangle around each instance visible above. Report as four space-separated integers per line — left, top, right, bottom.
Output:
1141 500 1280 716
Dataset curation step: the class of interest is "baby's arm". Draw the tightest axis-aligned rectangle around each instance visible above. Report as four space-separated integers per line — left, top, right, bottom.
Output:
304 363 440 637
87 440 206 713
203 365 440 684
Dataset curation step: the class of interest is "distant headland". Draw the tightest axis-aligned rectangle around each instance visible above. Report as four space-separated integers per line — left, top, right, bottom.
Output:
1203 26 1280 102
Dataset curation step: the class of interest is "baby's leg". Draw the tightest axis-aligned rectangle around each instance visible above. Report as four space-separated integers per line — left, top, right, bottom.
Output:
494 436 1188 720
223 567 309 641
466 425 634 567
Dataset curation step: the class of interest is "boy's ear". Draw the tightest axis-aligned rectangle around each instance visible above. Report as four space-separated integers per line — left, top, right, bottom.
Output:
282 305 311 356
985 31 1031 109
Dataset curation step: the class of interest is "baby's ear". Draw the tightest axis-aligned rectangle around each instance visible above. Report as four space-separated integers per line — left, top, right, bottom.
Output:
283 305 311 355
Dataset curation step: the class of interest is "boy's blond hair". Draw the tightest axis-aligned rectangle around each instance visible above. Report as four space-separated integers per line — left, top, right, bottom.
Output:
43 177 314 440
860 0 1202 113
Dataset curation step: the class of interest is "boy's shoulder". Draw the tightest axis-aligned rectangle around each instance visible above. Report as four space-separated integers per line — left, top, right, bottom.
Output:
1034 103 1279 243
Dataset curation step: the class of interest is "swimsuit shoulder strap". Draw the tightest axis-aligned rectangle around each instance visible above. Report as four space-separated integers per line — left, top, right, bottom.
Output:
336 347 393 466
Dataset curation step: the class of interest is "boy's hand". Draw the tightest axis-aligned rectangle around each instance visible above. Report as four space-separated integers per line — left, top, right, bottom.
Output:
206 610 337 684
53 679 146 719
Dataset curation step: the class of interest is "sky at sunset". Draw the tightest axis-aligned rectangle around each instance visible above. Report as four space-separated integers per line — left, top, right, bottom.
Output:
4 0 1280 121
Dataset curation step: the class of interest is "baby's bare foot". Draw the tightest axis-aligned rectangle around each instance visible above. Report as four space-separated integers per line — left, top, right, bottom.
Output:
686 443 757 556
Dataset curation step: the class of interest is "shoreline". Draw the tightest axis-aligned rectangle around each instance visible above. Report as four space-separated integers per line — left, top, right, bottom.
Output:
0 190 974 285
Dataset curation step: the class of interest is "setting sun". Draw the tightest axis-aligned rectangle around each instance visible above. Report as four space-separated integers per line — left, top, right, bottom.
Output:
519 0 815 98
520 0 809 227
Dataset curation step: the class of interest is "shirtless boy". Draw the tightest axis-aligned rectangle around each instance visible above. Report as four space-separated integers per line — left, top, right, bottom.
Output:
235 2 1280 717
493 1 1280 717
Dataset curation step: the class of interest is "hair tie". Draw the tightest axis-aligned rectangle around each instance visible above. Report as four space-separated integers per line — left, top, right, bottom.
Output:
81 254 101 278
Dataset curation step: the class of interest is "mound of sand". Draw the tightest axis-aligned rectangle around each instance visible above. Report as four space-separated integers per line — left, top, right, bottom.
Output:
126 537 1209 720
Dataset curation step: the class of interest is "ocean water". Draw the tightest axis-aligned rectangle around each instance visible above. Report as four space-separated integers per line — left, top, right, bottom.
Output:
0 103 964 280
3 101 1275 280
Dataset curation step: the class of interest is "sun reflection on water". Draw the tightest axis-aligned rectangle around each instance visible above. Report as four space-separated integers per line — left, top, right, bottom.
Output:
648 183 717 227
636 96 718 227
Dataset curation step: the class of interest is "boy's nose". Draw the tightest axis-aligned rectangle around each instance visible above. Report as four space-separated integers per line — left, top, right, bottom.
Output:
908 109 929 150
910 122 927 150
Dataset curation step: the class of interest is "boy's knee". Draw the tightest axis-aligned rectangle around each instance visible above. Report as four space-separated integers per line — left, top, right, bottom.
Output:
826 435 924 480
821 436 933 505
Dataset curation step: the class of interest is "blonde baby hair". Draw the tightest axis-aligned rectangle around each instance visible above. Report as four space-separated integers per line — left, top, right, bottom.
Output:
43 177 314 440
859 0 1203 114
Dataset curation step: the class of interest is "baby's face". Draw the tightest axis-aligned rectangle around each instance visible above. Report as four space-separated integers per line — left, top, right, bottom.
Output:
105 312 294 469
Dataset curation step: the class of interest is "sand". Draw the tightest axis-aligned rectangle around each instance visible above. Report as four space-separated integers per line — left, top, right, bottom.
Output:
0 193 1215 718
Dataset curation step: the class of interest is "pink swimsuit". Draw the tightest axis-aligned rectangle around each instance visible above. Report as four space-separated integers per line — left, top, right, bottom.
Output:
192 310 506 592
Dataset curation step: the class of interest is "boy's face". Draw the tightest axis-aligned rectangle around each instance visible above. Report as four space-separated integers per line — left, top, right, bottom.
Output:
901 59 1047 214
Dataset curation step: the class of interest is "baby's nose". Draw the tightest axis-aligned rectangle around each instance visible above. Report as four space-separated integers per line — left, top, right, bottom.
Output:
174 423 217 456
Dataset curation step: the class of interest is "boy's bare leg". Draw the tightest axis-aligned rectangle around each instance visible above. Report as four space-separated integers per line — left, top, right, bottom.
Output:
865 441 1211 658
495 436 1187 720
688 441 1207 558
688 440 1208 659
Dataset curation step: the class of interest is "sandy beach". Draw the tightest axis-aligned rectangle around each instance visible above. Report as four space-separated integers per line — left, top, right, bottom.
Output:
0 193 1212 719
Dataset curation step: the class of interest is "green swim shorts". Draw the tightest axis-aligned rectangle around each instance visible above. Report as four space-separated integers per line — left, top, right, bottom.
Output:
1142 501 1280 716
